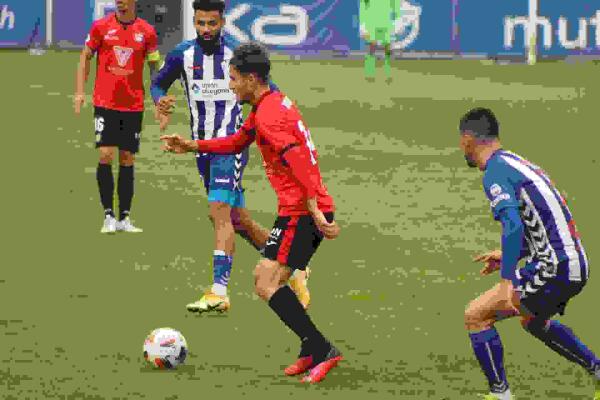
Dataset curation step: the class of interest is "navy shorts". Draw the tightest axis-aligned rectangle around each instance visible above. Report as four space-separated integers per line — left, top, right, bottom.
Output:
195 148 249 208
516 259 586 319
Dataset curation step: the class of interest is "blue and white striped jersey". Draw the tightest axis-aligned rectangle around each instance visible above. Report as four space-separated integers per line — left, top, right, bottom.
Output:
151 37 242 140
483 150 589 282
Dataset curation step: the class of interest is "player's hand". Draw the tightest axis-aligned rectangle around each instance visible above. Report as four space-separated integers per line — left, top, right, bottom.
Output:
312 211 340 240
473 249 502 276
160 134 198 154
499 279 520 314
157 95 176 115
154 106 171 132
74 93 86 115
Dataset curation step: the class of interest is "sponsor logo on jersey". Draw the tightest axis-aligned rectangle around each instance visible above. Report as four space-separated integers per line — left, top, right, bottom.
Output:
190 80 234 101
490 183 503 197
104 29 119 40
114 46 133 67
214 178 230 184
490 193 511 208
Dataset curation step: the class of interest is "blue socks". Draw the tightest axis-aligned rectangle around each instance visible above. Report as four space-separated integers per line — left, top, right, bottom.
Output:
212 250 232 296
469 328 509 393
525 319 599 372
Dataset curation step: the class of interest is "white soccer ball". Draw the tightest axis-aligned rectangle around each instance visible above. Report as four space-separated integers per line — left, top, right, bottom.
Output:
143 328 188 369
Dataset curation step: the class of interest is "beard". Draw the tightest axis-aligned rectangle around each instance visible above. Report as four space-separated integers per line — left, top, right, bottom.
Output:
197 32 221 55
464 154 478 168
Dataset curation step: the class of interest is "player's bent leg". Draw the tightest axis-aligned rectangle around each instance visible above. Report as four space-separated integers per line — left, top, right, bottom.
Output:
521 315 600 374
254 258 291 301
254 259 341 382
464 283 518 331
233 207 311 307
231 207 269 252
97 147 117 233
187 201 234 314
465 283 516 399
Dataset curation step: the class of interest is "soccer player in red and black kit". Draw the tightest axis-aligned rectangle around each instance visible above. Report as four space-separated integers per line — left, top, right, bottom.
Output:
160 42 343 383
74 0 160 233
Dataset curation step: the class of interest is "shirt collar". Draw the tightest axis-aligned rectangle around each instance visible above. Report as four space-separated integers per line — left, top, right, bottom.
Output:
114 13 137 27
252 89 273 112
484 148 504 170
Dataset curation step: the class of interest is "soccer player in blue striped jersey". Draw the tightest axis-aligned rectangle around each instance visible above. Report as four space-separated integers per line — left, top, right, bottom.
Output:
459 108 599 400
151 0 310 313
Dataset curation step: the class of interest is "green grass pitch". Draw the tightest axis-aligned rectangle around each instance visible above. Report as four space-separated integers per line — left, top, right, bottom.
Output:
1 49 599 399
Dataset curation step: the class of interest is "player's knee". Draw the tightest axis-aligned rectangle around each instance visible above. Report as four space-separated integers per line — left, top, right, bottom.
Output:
210 204 233 229
99 149 114 164
464 302 483 330
210 202 231 218
119 150 135 166
253 259 279 299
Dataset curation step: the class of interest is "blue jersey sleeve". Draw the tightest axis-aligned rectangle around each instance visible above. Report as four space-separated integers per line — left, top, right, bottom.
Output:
150 46 184 104
483 164 520 221
498 207 525 284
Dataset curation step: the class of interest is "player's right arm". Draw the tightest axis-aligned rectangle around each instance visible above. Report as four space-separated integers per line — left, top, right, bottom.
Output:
150 47 184 130
74 23 101 114
483 169 524 286
160 112 257 154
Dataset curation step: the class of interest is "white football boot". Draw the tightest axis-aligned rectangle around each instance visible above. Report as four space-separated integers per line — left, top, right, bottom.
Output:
101 215 117 234
116 217 143 233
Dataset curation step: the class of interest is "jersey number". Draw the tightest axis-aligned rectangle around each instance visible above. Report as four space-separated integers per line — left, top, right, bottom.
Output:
95 117 105 133
297 120 317 165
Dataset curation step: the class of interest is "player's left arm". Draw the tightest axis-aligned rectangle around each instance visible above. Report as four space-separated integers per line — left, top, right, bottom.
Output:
483 171 523 286
271 119 339 239
145 26 161 78
283 147 339 240
498 207 525 285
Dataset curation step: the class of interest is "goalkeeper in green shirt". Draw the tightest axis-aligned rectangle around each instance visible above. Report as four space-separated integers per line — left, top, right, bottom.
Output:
359 0 401 81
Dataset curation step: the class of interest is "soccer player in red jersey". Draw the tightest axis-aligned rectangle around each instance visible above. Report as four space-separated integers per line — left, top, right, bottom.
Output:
74 0 160 233
160 42 343 383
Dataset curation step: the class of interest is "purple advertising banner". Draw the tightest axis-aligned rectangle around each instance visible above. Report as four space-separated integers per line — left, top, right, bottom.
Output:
53 0 95 46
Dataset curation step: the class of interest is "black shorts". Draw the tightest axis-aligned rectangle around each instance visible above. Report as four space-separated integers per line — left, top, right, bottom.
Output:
94 107 143 153
264 213 334 270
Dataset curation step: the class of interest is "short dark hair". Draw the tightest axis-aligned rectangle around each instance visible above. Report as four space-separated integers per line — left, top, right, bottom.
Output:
192 0 225 14
459 107 499 139
230 42 271 83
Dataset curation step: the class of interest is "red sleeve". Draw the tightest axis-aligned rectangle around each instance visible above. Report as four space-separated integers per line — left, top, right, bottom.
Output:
282 145 320 198
195 112 256 154
145 25 158 54
85 21 102 52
